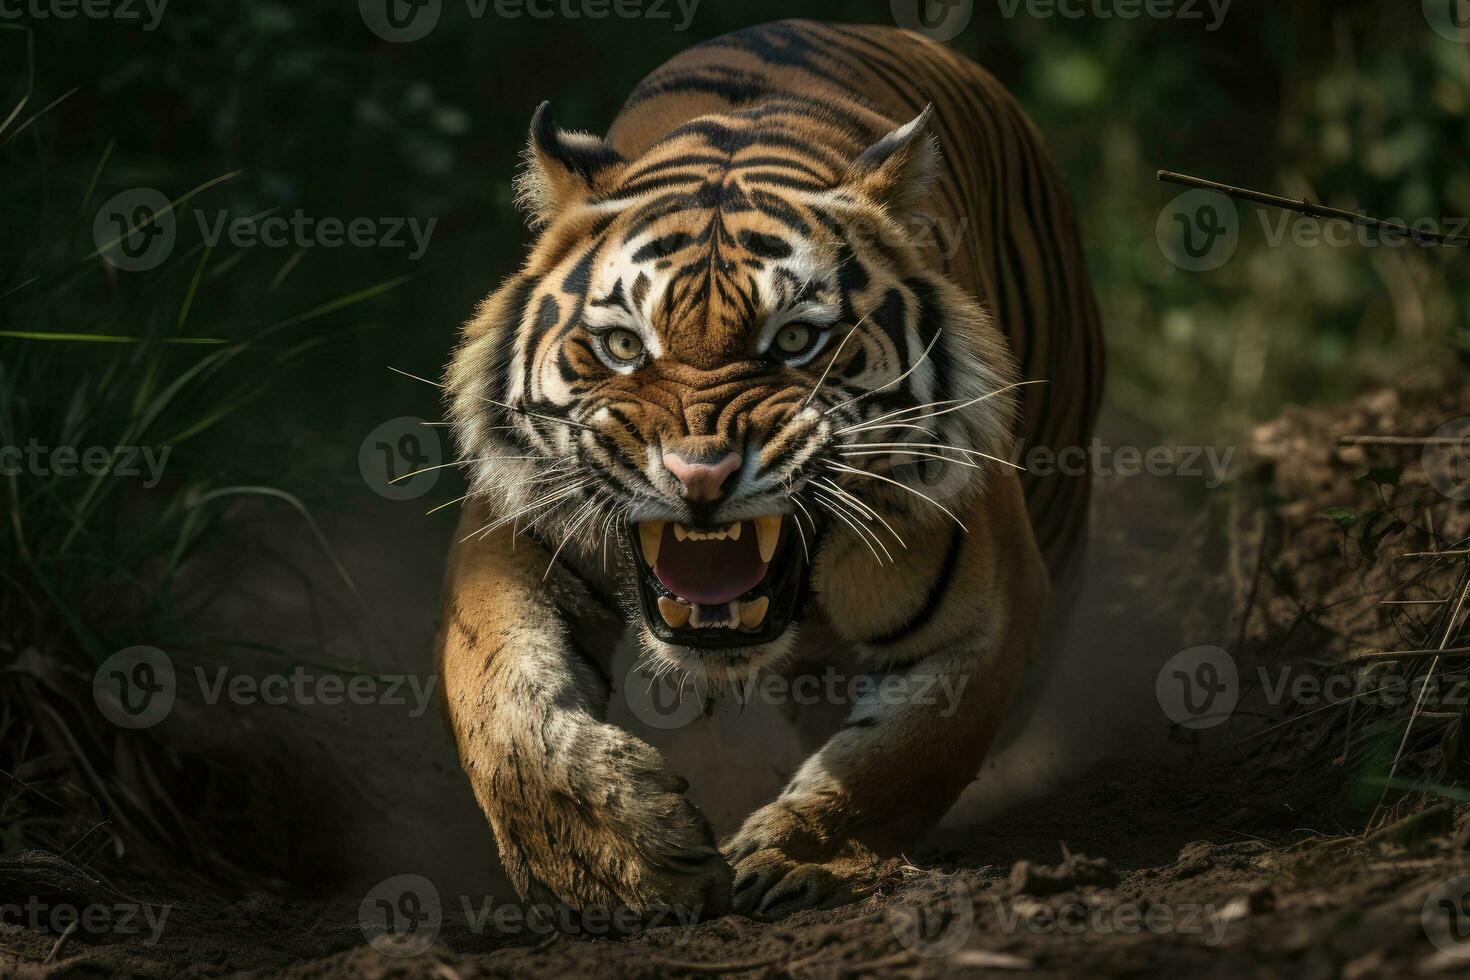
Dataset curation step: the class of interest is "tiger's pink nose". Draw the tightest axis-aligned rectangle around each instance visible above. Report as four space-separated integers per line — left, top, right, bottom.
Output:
662 451 742 501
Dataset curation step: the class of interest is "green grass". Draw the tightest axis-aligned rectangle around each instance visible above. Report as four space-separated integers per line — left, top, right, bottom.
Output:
0 41 409 863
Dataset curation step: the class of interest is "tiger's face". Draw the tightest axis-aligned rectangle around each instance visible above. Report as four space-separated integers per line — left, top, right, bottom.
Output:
448 102 1017 678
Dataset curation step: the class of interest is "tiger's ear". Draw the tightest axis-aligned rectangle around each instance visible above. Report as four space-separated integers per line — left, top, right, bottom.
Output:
514 101 627 228
843 105 940 213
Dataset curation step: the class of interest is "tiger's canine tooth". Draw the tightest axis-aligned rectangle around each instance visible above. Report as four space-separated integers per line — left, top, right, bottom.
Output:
638 521 665 566
740 596 770 628
754 515 781 563
657 596 691 628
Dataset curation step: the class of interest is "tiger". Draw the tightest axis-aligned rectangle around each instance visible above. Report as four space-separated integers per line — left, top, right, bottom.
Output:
435 19 1103 921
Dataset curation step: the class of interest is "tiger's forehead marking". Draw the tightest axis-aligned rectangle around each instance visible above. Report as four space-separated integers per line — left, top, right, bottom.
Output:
574 129 850 368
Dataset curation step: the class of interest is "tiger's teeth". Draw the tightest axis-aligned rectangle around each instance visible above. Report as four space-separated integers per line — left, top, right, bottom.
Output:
739 596 769 629
674 523 689 542
657 596 691 628
639 521 664 566
727 522 742 541
754 515 781 563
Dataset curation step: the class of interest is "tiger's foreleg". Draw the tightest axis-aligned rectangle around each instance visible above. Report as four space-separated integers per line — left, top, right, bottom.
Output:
724 475 1047 918
436 507 732 919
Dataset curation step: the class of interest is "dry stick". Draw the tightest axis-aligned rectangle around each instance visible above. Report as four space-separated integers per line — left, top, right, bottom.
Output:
43 921 77 964
1346 645 1470 663
1157 171 1470 248
1368 559 1470 830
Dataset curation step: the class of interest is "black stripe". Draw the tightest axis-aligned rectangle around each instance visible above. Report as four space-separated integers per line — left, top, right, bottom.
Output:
867 525 963 646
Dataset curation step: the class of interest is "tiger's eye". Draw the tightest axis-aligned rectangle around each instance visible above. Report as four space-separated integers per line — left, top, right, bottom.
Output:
604 329 644 363
775 323 813 355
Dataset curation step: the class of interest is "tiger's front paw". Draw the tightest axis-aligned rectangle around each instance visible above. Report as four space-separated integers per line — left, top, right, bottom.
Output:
495 728 733 921
723 800 887 919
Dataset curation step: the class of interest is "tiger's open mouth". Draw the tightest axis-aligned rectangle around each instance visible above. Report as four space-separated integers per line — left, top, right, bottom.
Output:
632 515 806 649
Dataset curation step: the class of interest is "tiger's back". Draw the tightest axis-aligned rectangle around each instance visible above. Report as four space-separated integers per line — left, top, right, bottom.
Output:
607 20 1104 573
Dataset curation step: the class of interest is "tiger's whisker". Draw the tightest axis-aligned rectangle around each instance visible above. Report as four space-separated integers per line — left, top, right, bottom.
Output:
843 446 1025 472
464 467 583 503
837 379 1048 434
802 311 871 407
838 448 984 471
468 478 595 542
848 440 1000 458
543 493 606 580
824 328 942 417
789 495 816 565
811 489 890 565
813 477 907 549
426 492 473 516
824 461 968 532
389 365 595 431
392 455 564 484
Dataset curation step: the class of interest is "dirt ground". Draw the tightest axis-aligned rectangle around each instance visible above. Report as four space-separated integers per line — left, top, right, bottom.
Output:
5 384 1470 978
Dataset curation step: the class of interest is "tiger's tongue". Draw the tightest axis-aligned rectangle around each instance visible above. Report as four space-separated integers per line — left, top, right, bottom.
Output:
653 527 767 605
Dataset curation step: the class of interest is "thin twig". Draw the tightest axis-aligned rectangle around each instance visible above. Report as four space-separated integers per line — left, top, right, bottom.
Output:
44 921 77 964
1369 560 1470 830
1345 645 1470 663
1158 171 1470 248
